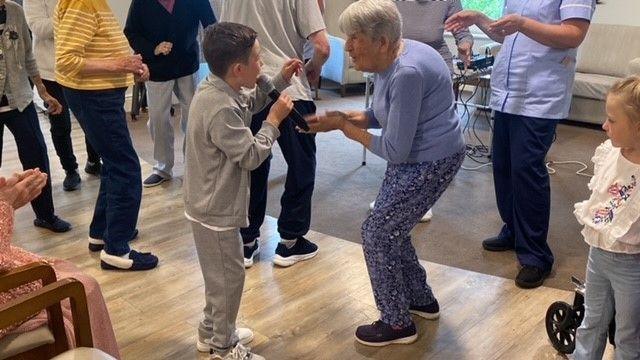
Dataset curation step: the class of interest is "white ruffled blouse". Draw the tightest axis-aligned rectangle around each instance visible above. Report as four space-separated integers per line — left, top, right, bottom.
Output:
574 140 640 254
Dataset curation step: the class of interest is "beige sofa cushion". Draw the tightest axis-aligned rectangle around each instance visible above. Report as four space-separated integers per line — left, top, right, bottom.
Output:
573 72 620 100
577 24 640 78
0 326 55 359
51 347 116 360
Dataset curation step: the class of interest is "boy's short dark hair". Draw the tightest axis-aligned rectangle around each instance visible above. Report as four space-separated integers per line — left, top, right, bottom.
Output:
202 22 258 78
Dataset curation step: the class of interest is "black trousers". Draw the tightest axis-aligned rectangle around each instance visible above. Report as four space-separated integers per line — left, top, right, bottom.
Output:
0 103 56 221
240 100 317 242
43 79 99 171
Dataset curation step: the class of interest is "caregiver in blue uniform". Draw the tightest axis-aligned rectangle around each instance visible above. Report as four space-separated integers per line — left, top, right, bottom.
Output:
446 0 596 288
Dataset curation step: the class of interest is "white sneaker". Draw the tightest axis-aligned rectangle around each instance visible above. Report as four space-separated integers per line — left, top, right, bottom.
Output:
197 328 254 353
211 343 264 360
419 209 433 222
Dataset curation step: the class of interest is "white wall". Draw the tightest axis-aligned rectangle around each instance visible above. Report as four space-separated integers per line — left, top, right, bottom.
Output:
108 0 130 27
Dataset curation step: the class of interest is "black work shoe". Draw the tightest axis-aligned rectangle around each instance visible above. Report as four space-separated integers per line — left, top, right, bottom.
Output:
243 240 260 268
143 174 169 188
515 265 550 289
355 320 417 347
482 235 515 252
409 299 440 320
273 236 318 267
84 161 101 176
88 229 139 252
34 216 71 233
63 170 81 191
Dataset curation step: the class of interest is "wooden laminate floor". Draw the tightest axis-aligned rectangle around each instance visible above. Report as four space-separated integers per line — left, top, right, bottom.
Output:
3 115 615 359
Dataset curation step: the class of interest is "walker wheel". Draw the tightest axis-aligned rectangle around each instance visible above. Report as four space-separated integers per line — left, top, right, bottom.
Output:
546 301 577 354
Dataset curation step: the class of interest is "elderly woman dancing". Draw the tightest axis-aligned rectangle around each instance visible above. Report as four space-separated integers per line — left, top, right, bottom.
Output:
306 0 464 346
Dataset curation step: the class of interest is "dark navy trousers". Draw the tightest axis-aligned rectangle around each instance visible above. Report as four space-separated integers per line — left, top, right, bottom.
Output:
491 111 557 272
240 100 316 243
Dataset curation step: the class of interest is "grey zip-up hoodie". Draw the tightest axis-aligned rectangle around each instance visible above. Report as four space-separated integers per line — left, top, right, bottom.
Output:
184 72 288 228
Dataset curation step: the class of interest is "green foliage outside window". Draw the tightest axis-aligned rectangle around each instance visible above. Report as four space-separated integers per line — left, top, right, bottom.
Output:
461 0 505 20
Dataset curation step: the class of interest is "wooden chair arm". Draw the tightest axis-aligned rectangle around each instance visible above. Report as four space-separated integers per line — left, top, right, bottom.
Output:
0 278 93 353
0 262 57 293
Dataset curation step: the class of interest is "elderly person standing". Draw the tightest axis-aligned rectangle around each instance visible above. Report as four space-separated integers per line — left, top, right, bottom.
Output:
55 0 159 270
24 0 102 193
0 0 71 233
445 0 595 288
307 0 464 346
368 0 474 223
124 0 216 188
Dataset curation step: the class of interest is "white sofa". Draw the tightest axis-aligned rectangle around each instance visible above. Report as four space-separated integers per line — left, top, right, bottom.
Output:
569 23 640 125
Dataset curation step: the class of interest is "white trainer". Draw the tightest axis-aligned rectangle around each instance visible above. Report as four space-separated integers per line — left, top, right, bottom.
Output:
197 328 254 353
211 343 264 360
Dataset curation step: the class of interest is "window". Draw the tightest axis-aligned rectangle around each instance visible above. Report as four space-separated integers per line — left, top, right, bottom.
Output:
461 0 505 20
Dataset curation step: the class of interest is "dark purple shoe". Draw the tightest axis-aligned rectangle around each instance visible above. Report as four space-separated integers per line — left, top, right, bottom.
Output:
355 320 417 347
409 299 440 320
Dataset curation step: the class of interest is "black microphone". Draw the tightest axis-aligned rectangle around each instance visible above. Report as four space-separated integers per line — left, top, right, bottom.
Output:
256 75 310 131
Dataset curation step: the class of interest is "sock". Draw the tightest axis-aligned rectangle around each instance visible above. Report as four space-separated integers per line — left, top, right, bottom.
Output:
279 238 297 249
244 240 256 247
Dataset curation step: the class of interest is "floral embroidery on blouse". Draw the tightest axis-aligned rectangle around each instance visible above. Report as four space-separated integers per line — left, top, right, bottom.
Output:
593 175 637 224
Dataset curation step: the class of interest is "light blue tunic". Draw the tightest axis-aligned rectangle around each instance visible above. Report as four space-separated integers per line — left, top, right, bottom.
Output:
489 0 596 119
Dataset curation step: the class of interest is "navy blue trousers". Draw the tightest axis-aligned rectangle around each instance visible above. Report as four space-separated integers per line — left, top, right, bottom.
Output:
0 103 56 222
240 100 316 243
63 87 141 256
491 111 557 271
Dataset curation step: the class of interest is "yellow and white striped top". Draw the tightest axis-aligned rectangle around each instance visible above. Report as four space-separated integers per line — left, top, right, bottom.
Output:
54 0 134 90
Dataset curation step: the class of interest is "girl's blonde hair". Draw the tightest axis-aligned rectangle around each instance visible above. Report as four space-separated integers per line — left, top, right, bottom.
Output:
608 75 640 122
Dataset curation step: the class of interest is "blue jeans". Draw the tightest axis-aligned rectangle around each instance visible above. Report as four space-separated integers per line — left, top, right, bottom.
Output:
574 247 640 360
63 87 141 256
492 111 557 271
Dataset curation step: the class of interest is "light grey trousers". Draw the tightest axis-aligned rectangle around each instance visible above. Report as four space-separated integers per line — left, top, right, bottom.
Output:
145 73 196 178
191 222 245 350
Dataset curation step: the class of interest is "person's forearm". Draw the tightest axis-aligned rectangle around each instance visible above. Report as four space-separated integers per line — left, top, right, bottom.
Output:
348 111 369 129
29 75 47 96
309 31 330 69
518 18 588 49
79 58 125 76
476 14 505 43
341 121 372 147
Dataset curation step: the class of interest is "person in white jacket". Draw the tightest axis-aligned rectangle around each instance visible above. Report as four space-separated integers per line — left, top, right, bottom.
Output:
23 0 101 192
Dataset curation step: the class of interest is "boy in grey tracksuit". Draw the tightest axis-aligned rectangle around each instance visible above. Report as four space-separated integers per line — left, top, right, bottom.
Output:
183 22 302 360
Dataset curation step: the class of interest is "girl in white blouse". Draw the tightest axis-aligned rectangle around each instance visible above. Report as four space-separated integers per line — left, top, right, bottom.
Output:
573 75 640 359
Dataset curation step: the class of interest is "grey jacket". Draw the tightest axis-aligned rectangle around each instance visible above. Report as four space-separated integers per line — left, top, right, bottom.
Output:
183 73 288 228
1 1 40 112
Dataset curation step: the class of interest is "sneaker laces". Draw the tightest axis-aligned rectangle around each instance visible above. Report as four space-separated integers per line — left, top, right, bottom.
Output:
228 343 252 360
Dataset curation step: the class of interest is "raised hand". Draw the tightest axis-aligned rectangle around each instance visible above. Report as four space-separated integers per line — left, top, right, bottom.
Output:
266 93 294 128
488 14 524 37
445 10 481 33
280 58 304 83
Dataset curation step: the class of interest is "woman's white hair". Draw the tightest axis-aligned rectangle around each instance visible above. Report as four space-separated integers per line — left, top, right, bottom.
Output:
339 0 403 43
